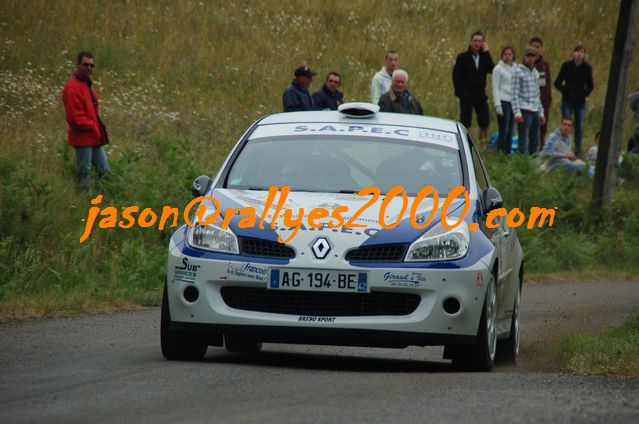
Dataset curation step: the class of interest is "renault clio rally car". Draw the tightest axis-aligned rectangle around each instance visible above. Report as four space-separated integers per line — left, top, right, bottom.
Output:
161 103 523 371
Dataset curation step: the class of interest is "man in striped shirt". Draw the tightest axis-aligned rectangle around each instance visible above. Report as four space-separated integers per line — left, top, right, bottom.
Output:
512 46 546 154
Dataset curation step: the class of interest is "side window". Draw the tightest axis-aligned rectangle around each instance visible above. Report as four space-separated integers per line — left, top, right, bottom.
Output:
467 133 489 192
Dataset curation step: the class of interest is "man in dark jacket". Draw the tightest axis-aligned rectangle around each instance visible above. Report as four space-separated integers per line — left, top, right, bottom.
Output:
452 31 495 146
62 51 110 191
283 65 316 112
530 37 553 148
378 70 423 115
312 72 344 110
554 44 594 156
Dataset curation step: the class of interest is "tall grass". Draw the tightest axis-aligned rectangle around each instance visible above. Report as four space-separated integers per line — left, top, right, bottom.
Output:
1 0 638 319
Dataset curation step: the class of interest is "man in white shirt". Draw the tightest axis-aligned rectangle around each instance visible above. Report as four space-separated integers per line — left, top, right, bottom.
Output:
371 50 399 104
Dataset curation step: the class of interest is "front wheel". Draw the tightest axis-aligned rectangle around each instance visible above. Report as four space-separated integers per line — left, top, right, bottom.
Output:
161 283 208 361
497 281 521 363
451 275 497 371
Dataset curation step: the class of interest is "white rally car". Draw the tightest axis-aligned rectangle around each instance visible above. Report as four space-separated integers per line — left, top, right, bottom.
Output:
161 103 523 371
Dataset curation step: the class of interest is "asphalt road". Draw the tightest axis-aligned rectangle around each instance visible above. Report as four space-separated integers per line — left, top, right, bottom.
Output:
1 280 638 423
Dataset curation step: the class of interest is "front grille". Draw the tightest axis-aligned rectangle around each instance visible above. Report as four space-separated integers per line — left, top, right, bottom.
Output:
239 237 295 259
220 287 420 316
345 244 408 262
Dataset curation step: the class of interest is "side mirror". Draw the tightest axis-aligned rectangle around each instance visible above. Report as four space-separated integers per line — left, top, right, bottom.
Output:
483 186 503 214
192 175 212 198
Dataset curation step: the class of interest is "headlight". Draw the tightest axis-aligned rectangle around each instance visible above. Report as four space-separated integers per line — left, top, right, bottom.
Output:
187 210 239 254
405 220 470 261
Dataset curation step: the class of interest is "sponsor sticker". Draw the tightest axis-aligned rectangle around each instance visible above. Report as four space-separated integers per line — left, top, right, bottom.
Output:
298 316 336 323
174 257 200 282
224 262 269 281
383 271 426 287
249 123 458 148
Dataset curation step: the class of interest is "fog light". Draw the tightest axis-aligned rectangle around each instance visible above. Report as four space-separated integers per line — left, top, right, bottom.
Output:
183 286 199 303
443 297 461 315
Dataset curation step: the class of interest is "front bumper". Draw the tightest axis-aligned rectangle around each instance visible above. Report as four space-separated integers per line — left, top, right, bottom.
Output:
167 228 494 347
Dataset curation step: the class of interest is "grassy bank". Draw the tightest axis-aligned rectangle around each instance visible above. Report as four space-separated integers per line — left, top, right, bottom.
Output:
553 310 639 378
1 1 639 319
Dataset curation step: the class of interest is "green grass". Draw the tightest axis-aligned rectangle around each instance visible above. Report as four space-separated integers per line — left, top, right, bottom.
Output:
1 1 639 319
553 310 639 378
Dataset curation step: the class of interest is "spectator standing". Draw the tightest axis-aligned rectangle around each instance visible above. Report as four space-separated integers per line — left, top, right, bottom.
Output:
530 37 553 148
541 116 585 173
452 31 495 146
283 65 316 112
554 44 594 156
629 87 639 153
371 50 399 105
378 70 424 115
512 47 545 154
62 51 110 191
492 46 517 154
312 72 344 110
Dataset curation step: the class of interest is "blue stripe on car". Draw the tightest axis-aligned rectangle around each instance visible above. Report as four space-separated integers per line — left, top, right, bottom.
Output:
349 230 493 269
214 190 281 242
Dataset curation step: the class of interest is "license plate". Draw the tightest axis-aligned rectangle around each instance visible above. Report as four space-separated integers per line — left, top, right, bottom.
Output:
269 269 369 293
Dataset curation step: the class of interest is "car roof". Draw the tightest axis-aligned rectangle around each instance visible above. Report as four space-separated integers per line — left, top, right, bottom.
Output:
259 111 460 133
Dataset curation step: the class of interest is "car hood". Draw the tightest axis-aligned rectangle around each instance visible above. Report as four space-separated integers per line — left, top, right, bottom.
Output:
207 188 466 247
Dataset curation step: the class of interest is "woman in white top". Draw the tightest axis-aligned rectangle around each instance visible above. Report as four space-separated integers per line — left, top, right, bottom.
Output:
492 46 517 154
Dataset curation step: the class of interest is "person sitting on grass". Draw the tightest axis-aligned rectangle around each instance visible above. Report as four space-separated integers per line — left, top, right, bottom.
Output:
540 116 585 173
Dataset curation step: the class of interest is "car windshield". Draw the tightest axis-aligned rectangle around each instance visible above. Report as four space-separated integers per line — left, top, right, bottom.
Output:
225 135 463 195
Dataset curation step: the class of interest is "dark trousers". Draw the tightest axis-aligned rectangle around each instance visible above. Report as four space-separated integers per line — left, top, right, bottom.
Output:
561 101 585 156
459 91 490 129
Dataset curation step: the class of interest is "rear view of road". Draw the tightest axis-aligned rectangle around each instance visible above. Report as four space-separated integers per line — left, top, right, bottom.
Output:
1 280 638 423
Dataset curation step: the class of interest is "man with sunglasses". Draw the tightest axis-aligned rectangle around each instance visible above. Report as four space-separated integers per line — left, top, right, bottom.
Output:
63 51 110 191
312 72 344 110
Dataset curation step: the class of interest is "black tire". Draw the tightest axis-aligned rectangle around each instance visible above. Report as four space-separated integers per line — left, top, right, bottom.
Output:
497 265 524 362
451 275 496 371
161 283 207 361
225 335 263 354
496 285 520 363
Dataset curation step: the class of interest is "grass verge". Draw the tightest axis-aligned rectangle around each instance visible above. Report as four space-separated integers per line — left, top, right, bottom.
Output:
553 310 639 378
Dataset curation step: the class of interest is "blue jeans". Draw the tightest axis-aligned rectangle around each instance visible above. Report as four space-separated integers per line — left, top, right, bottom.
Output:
517 110 541 155
496 101 515 154
75 145 110 191
558 158 586 173
561 101 585 156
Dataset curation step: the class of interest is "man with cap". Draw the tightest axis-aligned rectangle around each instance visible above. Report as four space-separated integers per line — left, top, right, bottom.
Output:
283 64 316 112
512 46 545 154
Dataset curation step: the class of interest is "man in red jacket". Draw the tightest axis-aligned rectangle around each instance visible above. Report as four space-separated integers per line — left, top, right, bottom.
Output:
63 51 109 191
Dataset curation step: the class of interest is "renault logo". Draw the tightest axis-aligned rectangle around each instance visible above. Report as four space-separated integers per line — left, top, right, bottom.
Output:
311 237 331 259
